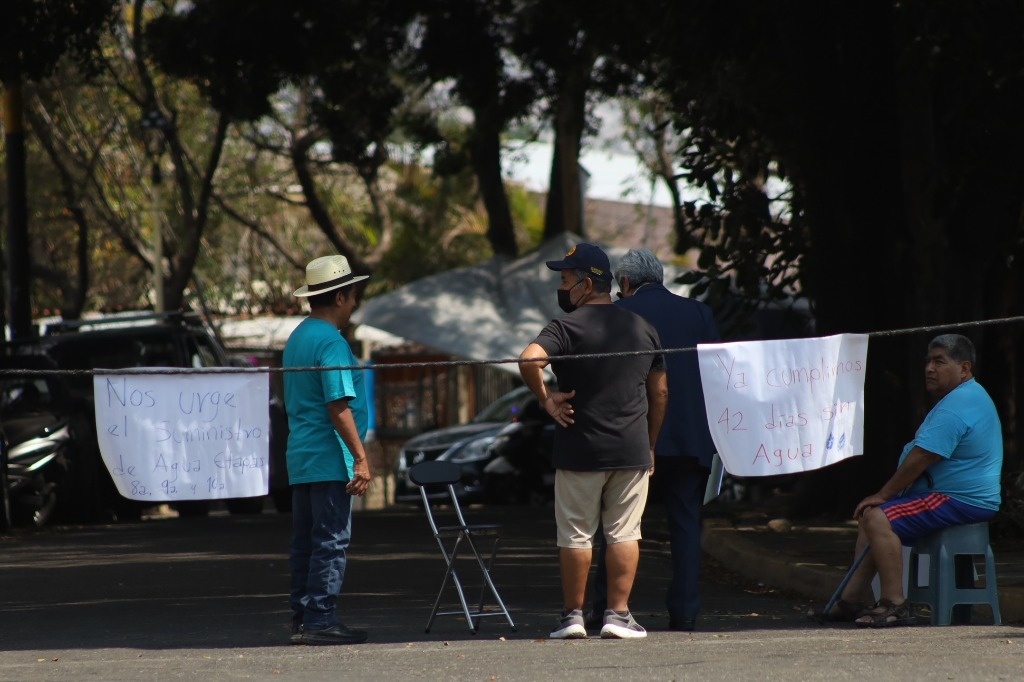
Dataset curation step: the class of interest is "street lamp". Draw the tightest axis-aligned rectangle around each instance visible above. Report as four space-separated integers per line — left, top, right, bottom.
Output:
140 108 169 313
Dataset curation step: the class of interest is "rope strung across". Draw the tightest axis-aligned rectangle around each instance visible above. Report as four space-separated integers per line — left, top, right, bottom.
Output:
2 314 1023 378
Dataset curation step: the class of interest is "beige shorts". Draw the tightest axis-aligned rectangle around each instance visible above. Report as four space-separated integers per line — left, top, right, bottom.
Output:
554 469 649 549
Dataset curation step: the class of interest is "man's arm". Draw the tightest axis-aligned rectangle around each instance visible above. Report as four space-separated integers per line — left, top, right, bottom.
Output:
645 369 668 459
519 342 575 427
853 446 942 519
327 398 373 496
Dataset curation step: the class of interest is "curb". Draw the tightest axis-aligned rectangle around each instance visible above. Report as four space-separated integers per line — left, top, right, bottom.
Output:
701 519 1024 623
700 519 844 602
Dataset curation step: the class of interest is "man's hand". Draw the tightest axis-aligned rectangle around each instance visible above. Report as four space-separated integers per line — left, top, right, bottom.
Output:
346 458 373 496
853 493 887 520
544 389 576 427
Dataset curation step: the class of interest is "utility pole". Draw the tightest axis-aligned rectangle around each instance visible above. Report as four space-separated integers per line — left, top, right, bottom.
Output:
4 80 33 341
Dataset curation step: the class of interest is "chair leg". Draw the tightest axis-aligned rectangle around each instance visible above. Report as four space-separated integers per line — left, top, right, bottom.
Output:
464 533 516 631
426 535 466 632
425 549 456 633
449 565 479 634
472 539 500 624
986 546 1002 625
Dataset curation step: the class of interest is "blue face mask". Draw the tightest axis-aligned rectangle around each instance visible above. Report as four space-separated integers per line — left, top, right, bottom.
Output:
557 279 585 313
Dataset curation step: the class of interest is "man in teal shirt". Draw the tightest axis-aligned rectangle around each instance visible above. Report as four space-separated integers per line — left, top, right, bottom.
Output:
816 334 1002 628
284 255 373 645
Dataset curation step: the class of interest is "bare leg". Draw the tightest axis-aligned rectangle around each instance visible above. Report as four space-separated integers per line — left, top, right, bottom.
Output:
860 506 906 604
605 540 640 612
839 526 879 607
560 547 592 611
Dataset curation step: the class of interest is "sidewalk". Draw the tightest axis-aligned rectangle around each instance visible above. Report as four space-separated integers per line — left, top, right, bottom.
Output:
699 508 1024 623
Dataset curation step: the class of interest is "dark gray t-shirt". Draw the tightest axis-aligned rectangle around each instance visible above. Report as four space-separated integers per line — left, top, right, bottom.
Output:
533 304 665 471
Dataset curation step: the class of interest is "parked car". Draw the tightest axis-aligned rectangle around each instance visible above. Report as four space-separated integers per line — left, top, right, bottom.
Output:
5 311 289 521
394 385 555 504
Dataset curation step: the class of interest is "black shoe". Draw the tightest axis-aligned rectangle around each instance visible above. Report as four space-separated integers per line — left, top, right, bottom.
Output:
289 615 304 645
668 617 695 632
301 623 369 645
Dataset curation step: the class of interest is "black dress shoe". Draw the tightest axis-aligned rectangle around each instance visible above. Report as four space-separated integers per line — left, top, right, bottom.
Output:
301 623 369 645
668 617 695 632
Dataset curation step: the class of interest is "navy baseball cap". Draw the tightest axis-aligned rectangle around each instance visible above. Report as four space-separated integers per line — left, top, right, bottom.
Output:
545 243 613 281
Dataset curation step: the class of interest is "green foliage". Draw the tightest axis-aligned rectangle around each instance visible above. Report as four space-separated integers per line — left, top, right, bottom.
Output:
644 0 1024 511
506 184 544 247
147 2 306 121
370 161 491 293
0 0 117 83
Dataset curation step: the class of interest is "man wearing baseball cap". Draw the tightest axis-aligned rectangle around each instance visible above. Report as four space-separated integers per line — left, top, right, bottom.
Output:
284 255 372 645
519 243 668 639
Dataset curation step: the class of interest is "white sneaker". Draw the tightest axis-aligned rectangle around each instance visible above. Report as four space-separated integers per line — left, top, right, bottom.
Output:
600 609 647 639
550 609 587 639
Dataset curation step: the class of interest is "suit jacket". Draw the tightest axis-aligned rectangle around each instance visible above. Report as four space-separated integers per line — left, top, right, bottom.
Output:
616 283 719 468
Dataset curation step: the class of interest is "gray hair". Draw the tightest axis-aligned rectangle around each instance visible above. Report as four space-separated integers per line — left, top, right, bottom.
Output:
616 248 664 285
928 334 976 366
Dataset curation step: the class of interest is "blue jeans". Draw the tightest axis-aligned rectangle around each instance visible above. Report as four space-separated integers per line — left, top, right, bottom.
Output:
290 482 353 631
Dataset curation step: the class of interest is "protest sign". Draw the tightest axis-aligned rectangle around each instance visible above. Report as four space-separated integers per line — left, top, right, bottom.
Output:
697 334 868 477
94 371 270 501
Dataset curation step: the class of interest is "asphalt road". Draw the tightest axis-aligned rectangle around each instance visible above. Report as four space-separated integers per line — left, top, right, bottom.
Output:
1 504 1021 681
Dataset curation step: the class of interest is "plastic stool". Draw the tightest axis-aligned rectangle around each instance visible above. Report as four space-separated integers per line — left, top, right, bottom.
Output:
907 522 1001 625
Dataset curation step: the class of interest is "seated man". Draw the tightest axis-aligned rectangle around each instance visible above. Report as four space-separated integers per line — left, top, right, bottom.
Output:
818 333 1003 628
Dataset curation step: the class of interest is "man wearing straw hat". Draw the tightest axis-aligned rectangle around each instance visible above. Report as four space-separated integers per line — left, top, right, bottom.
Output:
284 255 373 645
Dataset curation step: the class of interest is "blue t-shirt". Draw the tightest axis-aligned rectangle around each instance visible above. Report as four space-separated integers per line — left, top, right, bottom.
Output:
282 317 367 484
899 378 1002 510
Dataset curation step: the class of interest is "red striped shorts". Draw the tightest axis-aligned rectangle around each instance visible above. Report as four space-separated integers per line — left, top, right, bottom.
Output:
880 492 996 545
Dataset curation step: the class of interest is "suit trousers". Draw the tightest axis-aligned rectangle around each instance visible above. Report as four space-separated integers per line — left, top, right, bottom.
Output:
589 456 709 621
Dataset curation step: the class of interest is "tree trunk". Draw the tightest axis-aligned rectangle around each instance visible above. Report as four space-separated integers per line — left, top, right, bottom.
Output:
290 134 372 275
164 112 229 311
543 51 595 240
4 80 33 339
470 118 518 258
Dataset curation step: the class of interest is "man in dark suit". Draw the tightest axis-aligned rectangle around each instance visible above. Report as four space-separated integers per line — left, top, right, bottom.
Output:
590 248 719 631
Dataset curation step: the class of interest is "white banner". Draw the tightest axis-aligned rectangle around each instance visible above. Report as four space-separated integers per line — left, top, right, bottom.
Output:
94 371 270 501
697 334 868 477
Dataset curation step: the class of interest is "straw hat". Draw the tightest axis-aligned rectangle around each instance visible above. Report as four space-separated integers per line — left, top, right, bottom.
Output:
292 255 369 297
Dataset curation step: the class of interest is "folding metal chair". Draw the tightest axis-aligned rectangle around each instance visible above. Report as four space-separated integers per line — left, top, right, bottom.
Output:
409 460 516 634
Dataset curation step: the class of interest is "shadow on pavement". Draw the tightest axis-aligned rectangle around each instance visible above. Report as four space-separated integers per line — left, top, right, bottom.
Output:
0 504 824 653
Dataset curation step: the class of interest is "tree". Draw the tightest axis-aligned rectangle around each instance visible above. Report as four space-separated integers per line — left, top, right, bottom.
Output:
18 1 287 315
417 0 536 258
512 0 656 239
0 0 118 337
148 0 423 279
647 0 1024 512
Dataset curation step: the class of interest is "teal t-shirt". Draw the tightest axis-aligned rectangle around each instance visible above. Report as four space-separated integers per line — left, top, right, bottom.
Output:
900 378 1003 510
282 317 367 484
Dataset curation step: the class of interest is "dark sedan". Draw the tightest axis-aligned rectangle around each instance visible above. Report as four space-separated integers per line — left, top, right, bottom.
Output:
394 386 554 504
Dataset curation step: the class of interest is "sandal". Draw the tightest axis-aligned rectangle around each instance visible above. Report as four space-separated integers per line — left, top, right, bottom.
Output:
854 598 916 628
807 598 869 623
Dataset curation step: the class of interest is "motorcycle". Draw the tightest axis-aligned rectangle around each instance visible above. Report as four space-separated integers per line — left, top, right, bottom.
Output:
0 378 73 529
